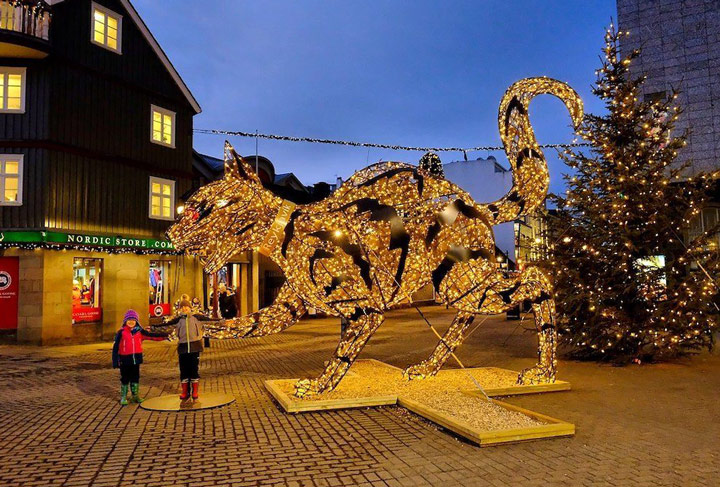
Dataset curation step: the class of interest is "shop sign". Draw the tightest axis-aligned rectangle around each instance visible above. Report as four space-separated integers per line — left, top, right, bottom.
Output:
0 257 19 330
150 303 171 317
0 231 176 251
72 307 102 324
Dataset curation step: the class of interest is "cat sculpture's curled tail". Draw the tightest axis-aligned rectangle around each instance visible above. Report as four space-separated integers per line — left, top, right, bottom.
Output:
486 77 584 224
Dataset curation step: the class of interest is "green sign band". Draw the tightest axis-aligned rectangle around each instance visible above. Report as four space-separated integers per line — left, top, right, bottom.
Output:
0 231 175 250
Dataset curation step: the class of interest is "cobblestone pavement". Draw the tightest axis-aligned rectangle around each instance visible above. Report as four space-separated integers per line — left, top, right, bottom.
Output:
1 306 718 487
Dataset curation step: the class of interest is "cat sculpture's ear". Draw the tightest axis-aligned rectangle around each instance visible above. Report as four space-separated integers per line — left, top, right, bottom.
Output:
223 141 262 185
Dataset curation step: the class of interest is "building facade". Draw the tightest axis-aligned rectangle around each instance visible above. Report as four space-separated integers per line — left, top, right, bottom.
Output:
443 155 515 263
617 0 720 241
514 206 549 268
617 0 720 175
0 0 209 343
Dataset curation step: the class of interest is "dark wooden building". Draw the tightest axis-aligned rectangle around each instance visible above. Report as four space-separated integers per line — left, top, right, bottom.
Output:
0 0 205 343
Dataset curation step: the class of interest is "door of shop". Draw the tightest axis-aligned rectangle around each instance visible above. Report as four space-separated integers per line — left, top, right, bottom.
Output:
0 256 19 330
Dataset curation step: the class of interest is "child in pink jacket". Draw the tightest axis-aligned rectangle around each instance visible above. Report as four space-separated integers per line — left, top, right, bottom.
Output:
112 309 168 405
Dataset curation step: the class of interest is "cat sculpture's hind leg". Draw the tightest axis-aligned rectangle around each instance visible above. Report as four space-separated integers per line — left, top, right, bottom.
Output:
403 265 557 384
295 308 384 397
487 266 557 385
516 285 557 385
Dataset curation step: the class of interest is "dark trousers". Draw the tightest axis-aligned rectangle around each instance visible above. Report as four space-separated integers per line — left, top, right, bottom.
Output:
179 352 200 381
119 364 140 385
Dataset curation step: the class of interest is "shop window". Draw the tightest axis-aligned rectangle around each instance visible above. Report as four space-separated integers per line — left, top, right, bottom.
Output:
204 263 245 317
0 67 26 113
644 91 667 104
91 2 122 53
149 176 175 220
0 154 22 205
150 105 175 148
149 260 172 319
688 207 720 246
72 258 103 324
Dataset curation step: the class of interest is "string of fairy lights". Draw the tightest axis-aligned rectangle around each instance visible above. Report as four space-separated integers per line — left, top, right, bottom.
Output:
193 128 590 154
1 241 182 255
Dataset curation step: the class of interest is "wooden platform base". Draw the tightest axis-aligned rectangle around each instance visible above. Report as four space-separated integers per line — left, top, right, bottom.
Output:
397 396 574 447
264 360 574 447
140 392 236 412
462 368 571 397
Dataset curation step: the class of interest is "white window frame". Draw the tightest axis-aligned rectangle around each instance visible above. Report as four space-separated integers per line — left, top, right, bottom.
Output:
0 67 26 113
90 2 122 54
0 154 23 206
150 105 176 148
148 176 175 221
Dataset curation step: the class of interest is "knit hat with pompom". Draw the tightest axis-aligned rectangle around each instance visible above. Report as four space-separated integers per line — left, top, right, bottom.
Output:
123 309 140 325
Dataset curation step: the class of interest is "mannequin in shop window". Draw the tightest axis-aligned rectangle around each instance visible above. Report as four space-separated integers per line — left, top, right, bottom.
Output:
81 285 91 305
72 280 82 308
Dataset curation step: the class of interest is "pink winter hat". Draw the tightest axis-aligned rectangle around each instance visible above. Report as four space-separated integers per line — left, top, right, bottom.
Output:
123 309 140 324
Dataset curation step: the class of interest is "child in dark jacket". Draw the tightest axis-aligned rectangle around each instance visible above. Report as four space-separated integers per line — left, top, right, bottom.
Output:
161 299 215 400
112 309 168 405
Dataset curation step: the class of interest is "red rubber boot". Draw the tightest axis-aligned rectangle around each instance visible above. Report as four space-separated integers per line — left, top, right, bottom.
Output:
179 380 190 400
191 380 199 400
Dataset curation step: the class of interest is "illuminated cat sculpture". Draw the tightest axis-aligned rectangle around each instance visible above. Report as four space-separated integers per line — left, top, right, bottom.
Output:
168 77 583 397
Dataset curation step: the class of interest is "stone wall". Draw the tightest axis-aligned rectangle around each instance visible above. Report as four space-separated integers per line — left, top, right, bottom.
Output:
618 0 720 174
10 250 44 342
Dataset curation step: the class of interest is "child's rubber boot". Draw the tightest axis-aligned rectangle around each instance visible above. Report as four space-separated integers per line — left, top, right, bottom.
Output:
179 380 190 400
130 383 143 403
120 384 129 406
191 379 199 400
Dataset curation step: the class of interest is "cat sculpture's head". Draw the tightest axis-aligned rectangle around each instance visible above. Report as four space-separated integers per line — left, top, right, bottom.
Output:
168 142 278 273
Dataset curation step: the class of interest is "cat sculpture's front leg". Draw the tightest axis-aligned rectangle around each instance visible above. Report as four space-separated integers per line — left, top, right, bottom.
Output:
207 283 306 338
295 308 384 397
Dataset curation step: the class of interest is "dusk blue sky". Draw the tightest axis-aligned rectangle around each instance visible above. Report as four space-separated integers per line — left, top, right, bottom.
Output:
134 0 616 196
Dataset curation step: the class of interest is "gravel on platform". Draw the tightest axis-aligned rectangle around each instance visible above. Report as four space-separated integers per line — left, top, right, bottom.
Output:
276 361 544 431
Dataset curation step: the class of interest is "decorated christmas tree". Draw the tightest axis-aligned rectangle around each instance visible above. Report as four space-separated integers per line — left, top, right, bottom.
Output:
547 26 720 363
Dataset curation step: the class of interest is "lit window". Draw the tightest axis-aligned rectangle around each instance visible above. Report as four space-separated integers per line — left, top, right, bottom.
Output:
0 68 26 113
151 105 176 148
91 2 122 53
0 154 23 205
149 176 175 220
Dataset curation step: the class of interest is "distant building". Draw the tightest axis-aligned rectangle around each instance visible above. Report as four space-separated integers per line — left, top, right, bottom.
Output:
443 155 515 262
514 206 549 268
617 0 720 175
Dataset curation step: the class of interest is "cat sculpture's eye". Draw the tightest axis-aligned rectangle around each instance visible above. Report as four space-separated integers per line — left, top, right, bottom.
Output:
197 203 214 221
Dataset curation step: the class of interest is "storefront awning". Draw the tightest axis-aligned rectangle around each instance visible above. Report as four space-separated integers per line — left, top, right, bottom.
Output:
0 231 179 254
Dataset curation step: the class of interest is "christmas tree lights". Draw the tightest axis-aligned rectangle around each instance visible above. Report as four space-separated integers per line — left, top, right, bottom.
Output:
547 26 719 363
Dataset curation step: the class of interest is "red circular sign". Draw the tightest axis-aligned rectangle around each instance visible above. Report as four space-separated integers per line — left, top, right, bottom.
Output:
0 271 11 291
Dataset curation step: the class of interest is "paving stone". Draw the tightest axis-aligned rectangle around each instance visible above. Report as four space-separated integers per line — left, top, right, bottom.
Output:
0 306 718 486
